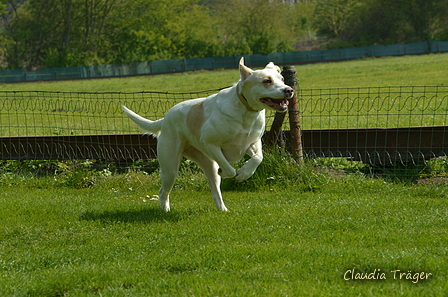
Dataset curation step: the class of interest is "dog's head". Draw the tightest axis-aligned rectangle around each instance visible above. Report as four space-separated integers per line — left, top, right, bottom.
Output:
238 58 294 112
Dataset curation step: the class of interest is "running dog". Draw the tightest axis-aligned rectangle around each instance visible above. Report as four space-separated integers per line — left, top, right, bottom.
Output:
122 58 293 211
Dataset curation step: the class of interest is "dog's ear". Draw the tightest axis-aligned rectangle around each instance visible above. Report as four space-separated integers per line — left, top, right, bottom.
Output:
265 62 281 73
239 57 253 82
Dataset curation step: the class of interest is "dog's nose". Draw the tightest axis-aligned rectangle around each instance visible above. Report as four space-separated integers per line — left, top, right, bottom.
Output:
284 87 294 98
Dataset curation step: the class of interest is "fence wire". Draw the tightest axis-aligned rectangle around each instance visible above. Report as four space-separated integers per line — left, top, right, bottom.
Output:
0 90 220 136
298 86 448 129
296 86 448 178
0 87 447 178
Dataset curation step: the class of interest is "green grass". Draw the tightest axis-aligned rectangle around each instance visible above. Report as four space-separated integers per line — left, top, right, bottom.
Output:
297 53 448 89
0 153 447 296
1 53 447 92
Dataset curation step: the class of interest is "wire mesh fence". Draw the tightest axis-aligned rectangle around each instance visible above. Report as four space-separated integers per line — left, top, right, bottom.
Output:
0 90 220 136
297 86 448 175
0 87 447 177
299 86 448 130
0 89 223 161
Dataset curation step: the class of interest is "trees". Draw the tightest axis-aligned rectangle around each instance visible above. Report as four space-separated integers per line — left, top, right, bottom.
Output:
1 0 303 69
1 0 57 70
1 0 448 70
397 0 448 41
313 0 357 39
313 0 448 48
0 0 118 69
0 0 221 68
213 0 295 55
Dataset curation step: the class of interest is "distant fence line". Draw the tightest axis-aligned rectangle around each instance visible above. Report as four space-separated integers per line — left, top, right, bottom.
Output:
0 86 447 169
1 41 448 83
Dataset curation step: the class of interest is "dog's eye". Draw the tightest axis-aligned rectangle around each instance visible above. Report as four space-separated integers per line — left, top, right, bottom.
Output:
263 78 272 84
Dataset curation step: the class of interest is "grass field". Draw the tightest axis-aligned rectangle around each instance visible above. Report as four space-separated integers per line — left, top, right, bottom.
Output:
1 53 447 92
1 54 448 296
0 152 447 296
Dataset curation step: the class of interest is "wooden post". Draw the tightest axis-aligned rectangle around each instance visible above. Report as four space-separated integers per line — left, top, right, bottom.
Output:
283 66 303 164
265 66 299 147
265 66 303 163
265 109 286 147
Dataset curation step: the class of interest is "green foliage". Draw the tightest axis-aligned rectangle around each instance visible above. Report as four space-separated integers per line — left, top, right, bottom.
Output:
314 156 448 184
0 159 115 189
2 0 448 69
313 157 370 173
314 0 358 38
222 148 332 193
54 160 113 189
0 0 307 70
212 0 296 56
314 0 448 48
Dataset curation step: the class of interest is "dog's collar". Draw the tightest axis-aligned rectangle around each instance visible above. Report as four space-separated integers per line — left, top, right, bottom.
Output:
237 84 258 112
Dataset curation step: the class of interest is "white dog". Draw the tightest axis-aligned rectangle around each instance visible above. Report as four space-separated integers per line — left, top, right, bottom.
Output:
123 58 293 211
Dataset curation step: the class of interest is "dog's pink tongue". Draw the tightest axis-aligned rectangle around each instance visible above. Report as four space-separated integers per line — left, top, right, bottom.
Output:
261 98 289 111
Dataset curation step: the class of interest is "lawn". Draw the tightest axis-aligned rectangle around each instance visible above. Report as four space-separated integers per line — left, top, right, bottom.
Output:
0 152 447 296
0 53 447 92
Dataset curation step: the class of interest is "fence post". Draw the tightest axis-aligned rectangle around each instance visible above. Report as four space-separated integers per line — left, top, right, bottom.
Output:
265 66 303 163
265 65 296 148
283 66 303 164
265 107 287 147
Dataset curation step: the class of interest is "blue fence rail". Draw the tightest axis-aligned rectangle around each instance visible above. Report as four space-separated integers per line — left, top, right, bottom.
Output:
1 40 448 83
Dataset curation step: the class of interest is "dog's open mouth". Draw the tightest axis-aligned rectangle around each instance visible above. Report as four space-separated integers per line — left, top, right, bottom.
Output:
260 98 289 112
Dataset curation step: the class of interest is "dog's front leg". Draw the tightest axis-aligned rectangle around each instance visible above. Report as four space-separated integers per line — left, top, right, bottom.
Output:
235 140 263 182
204 145 236 178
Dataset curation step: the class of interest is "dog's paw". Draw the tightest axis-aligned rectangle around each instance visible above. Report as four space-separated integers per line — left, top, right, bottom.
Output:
235 167 255 182
160 199 171 212
218 167 236 179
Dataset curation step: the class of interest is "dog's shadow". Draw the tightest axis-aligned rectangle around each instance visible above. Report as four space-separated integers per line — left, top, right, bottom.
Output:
79 207 184 224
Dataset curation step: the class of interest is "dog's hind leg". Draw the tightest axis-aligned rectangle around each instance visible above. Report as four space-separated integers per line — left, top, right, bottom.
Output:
184 147 228 212
157 136 183 212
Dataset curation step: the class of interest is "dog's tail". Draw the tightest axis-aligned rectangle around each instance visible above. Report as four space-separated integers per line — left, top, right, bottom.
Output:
122 105 163 137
